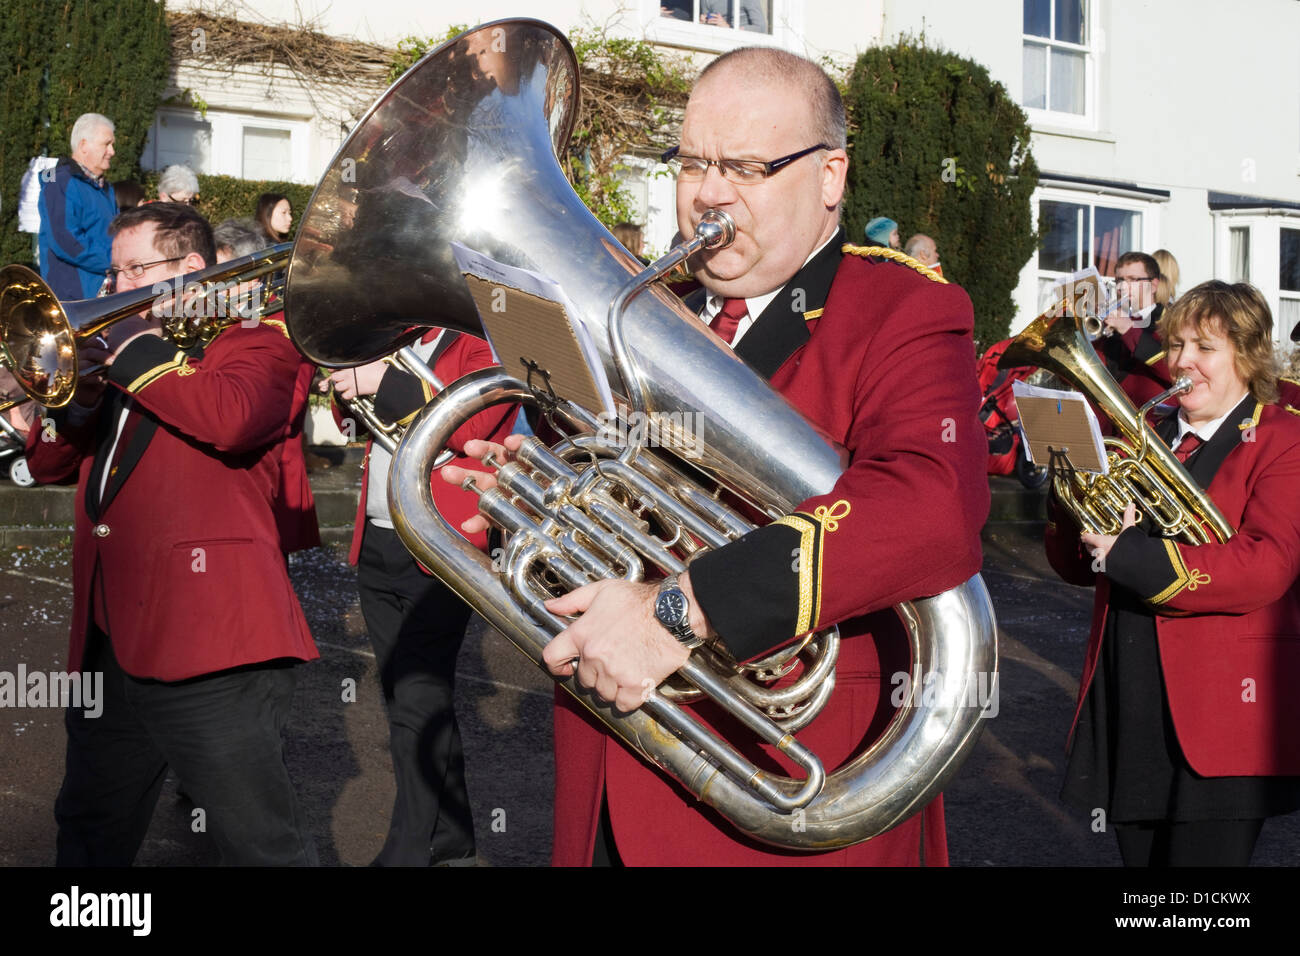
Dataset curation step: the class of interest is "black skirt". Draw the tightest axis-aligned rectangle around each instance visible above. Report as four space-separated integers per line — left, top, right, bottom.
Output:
1061 582 1300 823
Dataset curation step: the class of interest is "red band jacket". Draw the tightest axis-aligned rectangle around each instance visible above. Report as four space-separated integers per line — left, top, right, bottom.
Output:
552 238 990 866
343 331 517 564
1046 399 1300 776
25 319 318 681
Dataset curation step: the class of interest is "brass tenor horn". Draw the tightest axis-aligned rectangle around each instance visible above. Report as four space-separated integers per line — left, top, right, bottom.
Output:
284 18 997 850
0 244 290 408
998 299 1234 544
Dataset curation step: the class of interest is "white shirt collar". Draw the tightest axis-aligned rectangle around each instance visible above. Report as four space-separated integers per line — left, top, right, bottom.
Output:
701 231 840 347
1175 391 1252 446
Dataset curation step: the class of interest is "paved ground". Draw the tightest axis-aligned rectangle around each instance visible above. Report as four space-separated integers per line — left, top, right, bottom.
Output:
1 474 1297 866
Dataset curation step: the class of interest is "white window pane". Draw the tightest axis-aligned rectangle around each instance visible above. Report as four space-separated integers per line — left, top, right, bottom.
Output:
1023 43 1046 110
1278 298 1300 341
1049 49 1085 114
1230 227 1251 283
1024 0 1050 38
152 115 212 173
242 127 292 181
1054 0 1085 45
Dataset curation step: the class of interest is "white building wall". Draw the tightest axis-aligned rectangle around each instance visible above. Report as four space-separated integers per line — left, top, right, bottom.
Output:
170 1 1300 338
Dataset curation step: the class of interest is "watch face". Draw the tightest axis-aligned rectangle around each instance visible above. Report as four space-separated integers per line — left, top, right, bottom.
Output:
655 589 687 627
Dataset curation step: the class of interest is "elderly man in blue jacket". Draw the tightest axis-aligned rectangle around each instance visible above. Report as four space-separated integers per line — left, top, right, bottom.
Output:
38 113 118 300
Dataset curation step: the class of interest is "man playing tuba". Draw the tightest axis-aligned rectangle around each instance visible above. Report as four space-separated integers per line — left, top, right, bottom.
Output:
452 48 989 866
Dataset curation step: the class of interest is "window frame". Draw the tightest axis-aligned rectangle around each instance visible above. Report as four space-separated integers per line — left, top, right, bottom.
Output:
1022 0 1098 131
642 0 797 52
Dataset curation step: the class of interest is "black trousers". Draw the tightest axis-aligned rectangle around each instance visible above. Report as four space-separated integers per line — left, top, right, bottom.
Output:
358 522 476 865
1114 819 1264 867
55 627 317 866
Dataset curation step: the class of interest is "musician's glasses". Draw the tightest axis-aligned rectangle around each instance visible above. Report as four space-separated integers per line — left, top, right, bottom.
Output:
661 144 832 184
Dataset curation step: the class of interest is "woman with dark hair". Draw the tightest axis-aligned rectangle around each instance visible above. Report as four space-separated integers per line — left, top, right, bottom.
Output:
1049 280 1300 866
112 180 145 212
256 193 293 242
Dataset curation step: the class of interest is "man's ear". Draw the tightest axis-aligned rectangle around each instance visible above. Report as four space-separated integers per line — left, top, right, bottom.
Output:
821 148 848 209
182 252 206 276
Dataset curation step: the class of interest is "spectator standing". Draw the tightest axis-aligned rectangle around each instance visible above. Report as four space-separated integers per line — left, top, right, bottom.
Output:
156 165 200 205
37 113 117 299
256 193 293 243
865 215 901 249
1153 248 1180 305
112 180 145 213
905 233 943 276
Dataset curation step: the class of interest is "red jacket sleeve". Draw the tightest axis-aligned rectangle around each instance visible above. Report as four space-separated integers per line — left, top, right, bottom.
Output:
106 323 299 453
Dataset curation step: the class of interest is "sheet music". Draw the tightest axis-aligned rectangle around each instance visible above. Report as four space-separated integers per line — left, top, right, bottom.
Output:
450 242 616 417
1012 380 1109 474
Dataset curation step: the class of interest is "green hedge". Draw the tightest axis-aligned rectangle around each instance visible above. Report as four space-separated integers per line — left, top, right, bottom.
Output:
138 172 316 237
843 37 1039 348
1 0 169 266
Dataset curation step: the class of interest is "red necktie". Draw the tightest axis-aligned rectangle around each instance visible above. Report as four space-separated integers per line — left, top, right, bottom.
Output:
709 298 748 346
1174 432 1202 463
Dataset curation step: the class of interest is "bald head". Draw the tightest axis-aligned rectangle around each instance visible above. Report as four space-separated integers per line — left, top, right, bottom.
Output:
698 48 846 151
905 234 938 265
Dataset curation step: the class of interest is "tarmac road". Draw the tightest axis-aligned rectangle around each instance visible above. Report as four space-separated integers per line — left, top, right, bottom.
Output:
1 478 1297 866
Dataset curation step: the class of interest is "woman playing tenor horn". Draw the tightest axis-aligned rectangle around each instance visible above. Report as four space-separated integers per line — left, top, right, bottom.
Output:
1048 280 1300 866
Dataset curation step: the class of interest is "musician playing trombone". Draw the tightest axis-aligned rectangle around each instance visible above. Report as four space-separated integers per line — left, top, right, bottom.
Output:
1051 281 1300 866
446 48 989 866
24 202 319 865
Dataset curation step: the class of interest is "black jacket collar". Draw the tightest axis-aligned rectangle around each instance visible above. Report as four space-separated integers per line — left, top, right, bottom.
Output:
684 229 845 382
1154 393 1258 490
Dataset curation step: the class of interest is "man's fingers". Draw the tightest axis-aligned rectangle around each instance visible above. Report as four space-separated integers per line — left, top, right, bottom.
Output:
542 630 580 674
544 581 602 617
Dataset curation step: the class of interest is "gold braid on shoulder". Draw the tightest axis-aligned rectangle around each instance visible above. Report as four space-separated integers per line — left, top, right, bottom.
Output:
841 244 948 284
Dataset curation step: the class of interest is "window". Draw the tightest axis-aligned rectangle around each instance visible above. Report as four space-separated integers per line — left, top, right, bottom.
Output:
1023 0 1091 120
242 127 292 181
658 0 771 34
1229 226 1251 283
1036 198 1142 304
1280 228 1300 339
146 112 212 173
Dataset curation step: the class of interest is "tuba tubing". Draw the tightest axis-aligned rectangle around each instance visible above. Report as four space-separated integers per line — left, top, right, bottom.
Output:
390 367 999 850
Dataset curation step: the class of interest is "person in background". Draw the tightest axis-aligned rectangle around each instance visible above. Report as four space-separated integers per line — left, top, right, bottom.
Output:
325 332 515 866
864 215 900 249
1153 248 1180 306
37 113 117 299
112 180 145 213
904 233 943 276
256 193 294 243
1099 251 1173 408
213 217 319 557
156 165 200 206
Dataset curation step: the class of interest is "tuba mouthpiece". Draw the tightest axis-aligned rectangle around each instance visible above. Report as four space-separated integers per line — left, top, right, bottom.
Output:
694 209 736 250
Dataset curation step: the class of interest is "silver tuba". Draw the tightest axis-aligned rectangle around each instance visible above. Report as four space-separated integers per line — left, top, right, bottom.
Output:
284 19 998 850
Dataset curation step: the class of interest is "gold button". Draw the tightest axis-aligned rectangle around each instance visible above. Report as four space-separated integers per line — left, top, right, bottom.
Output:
93 524 110 538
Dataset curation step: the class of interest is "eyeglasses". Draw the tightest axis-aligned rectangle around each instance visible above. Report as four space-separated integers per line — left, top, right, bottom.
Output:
105 257 184 282
660 144 832 184
162 194 201 206
1115 275 1156 286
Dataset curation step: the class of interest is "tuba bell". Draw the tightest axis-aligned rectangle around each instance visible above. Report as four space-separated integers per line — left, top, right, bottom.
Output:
284 18 998 850
997 298 1234 544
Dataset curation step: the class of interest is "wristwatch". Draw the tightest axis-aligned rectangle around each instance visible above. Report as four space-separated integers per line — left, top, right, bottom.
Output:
654 574 702 649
